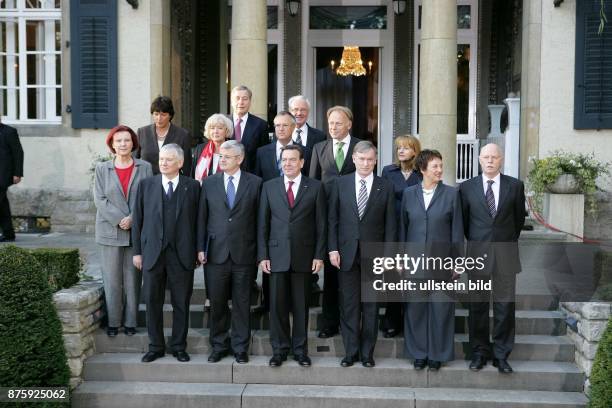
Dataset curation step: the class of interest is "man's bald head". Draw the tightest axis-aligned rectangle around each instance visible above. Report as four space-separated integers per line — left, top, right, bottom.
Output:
479 143 504 178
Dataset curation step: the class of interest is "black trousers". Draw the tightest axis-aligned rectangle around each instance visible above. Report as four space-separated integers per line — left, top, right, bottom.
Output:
469 271 516 360
206 260 253 353
143 247 194 353
0 188 14 238
338 261 379 360
320 258 340 331
269 270 310 356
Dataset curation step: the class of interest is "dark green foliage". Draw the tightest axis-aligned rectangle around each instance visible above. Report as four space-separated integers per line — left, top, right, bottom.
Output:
30 248 81 292
589 316 612 408
0 245 70 407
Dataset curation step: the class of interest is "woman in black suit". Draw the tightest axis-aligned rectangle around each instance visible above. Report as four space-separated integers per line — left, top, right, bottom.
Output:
380 135 422 338
191 114 233 183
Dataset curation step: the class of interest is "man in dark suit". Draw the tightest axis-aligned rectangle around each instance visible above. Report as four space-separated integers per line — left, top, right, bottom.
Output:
258 144 326 367
230 85 270 173
132 143 200 363
0 123 23 242
328 141 396 368
458 143 527 374
135 96 193 176
309 105 362 338
197 140 262 364
288 95 326 151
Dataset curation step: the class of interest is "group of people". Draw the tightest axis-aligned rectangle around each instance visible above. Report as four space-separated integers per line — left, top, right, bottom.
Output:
93 86 526 374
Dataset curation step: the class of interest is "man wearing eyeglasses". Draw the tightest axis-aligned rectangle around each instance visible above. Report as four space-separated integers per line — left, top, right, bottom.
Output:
197 140 262 364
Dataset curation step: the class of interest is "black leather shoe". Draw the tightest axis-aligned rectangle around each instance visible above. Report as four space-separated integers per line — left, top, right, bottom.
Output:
106 327 118 337
362 358 376 368
124 327 136 336
413 358 427 370
493 358 513 374
173 351 190 362
294 354 312 367
317 328 339 338
269 354 287 367
469 355 487 371
382 328 399 338
141 351 165 363
0 235 15 242
208 350 228 363
235 352 249 364
340 355 358 367
428 360 441 371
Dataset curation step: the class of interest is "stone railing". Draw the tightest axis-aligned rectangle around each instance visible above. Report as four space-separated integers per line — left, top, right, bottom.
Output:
53 280 105 389
560 302 611 394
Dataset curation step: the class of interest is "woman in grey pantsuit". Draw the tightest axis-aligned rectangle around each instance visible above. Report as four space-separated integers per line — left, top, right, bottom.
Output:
94 125 153 337
400 150 464 371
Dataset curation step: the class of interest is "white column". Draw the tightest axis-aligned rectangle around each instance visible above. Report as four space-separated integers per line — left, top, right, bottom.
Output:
503 97 520 178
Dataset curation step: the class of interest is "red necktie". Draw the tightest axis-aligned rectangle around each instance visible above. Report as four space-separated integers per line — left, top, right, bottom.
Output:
287 181 295 208
235 119 242 142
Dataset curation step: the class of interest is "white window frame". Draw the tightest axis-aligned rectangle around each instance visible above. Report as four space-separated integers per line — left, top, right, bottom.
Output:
412 0 478 139
0 0 61 124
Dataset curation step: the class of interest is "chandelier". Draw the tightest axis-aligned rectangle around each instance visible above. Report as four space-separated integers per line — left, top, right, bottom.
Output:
336 46 366 77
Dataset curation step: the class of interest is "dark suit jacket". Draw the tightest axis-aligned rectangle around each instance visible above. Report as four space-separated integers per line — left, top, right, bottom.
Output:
328 173 397 271
458 174 527 275
131 174 200 271
309 136 362 195
0 124 24 190
232 113 270 173
197 171 262 265
258 176 327 273
303 124 326 151
135 123 193 176
381 164 422 218
255 141 312 182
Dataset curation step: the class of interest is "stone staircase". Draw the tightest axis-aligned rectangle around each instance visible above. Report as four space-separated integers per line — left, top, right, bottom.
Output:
73 281 588 408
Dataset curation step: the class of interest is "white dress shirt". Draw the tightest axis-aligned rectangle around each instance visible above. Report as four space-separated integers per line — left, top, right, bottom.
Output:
284 173 302 198
292 124 309 147
224 170 241 193
355 172 374 203
333 134 351 160
233 112 249 133
276 140 293 162
162 174 179 194
482 173 501 210
422 183 438 210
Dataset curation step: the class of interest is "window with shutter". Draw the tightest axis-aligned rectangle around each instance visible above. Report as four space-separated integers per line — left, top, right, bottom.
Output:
70 0 117 129
574 0 612 129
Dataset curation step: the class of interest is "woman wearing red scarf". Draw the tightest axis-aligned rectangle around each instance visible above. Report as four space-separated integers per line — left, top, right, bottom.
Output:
192 114 233 182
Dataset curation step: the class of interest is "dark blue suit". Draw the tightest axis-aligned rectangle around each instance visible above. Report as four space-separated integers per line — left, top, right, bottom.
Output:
255 142 312 182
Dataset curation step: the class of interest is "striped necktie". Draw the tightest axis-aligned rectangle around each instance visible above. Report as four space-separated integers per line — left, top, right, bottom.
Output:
486 179 496 217
357 179 368 219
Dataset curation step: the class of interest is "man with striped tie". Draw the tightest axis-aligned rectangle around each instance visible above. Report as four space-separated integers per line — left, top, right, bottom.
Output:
327 141 396 368
458 143 527 374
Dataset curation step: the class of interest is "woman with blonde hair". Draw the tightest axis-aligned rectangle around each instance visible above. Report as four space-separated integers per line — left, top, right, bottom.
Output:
192 114 233 182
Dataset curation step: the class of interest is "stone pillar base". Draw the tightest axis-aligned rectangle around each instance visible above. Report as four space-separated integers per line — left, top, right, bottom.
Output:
544 193 584 242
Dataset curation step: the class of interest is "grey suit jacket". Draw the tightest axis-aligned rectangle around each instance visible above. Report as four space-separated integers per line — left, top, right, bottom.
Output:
328 173 397 271
197 171 262 265
93 158 153 246
135 123 193 176
257 176 327 272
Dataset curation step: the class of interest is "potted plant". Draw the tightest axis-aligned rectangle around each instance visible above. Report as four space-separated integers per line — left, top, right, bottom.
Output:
527 151 610 218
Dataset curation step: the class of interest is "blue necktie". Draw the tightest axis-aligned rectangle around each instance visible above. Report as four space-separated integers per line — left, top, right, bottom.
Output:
227 176 236 208
166 181 173 200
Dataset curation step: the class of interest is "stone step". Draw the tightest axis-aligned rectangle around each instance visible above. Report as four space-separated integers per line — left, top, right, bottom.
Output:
80 354 583 392
72 381 587 408
93 329 575 362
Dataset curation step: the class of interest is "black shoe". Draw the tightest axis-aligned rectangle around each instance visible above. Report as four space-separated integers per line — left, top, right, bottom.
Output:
428 360 441 371
235 352 249 364
106 327 119 337
382 328 399 338
340 355 358 367
208 350 228 363
0 235 15 242
173 351 190 362
469 355 487 371
493 358 513 374
317 328 339 338
141 351 165 363
124 327 136 336
362 358 376 368
413 358 427 370
294 354 312 367
269 354 287 367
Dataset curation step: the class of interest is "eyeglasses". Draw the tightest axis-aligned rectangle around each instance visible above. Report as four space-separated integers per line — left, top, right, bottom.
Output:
274 123 293 129
219 154 241 160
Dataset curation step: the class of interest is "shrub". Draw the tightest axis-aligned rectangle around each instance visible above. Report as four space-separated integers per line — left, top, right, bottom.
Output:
30 248 81 292
0 245 70 407
589 316 612 408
